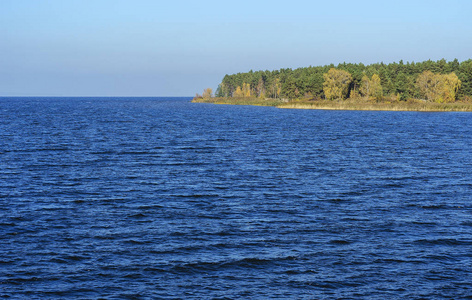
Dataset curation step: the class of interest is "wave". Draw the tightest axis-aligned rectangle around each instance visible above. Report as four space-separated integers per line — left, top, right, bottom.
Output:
413 238 472 246
170 255 301 274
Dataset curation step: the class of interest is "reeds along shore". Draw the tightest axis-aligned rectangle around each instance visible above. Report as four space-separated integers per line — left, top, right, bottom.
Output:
192 97 472 112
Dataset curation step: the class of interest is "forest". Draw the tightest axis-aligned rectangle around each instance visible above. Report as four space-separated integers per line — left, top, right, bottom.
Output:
205 59 472 103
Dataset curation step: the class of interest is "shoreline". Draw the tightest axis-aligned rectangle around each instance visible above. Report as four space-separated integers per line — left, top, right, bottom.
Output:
192 97 472 112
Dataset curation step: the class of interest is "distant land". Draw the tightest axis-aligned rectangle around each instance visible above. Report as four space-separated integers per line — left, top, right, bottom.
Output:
193 59 472 111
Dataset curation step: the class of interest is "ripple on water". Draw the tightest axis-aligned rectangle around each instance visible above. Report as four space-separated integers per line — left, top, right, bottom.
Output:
1 97 472 299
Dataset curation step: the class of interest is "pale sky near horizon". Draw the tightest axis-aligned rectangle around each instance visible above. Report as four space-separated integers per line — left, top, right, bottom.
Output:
1 0 471 96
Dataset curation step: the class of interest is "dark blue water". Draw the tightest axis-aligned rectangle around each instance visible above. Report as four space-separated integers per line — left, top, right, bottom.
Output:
1 97 472 299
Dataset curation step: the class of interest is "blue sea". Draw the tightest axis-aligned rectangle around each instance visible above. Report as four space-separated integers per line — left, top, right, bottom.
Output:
1 97 472 299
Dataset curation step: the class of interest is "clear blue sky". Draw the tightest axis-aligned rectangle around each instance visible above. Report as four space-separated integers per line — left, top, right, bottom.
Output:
1 0 471 96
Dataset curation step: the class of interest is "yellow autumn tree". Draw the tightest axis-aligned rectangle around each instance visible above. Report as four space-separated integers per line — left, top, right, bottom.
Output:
360 74 383 100
202 88 213 99
242 83 252 98
371 74 383 100
360 75 371 99
268 78 282 99
416 71 442 102
442 72 461 103
257 77 266 98
416 71 461 103
323 68 352 100
233 86 244 97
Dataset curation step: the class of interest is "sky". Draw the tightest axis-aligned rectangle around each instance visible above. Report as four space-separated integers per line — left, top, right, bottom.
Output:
1 0 471 96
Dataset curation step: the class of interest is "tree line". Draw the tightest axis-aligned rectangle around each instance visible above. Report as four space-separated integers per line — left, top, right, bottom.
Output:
208 59 472 102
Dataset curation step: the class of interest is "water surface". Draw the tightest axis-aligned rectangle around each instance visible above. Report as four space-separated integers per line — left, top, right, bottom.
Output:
1 97 471 298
